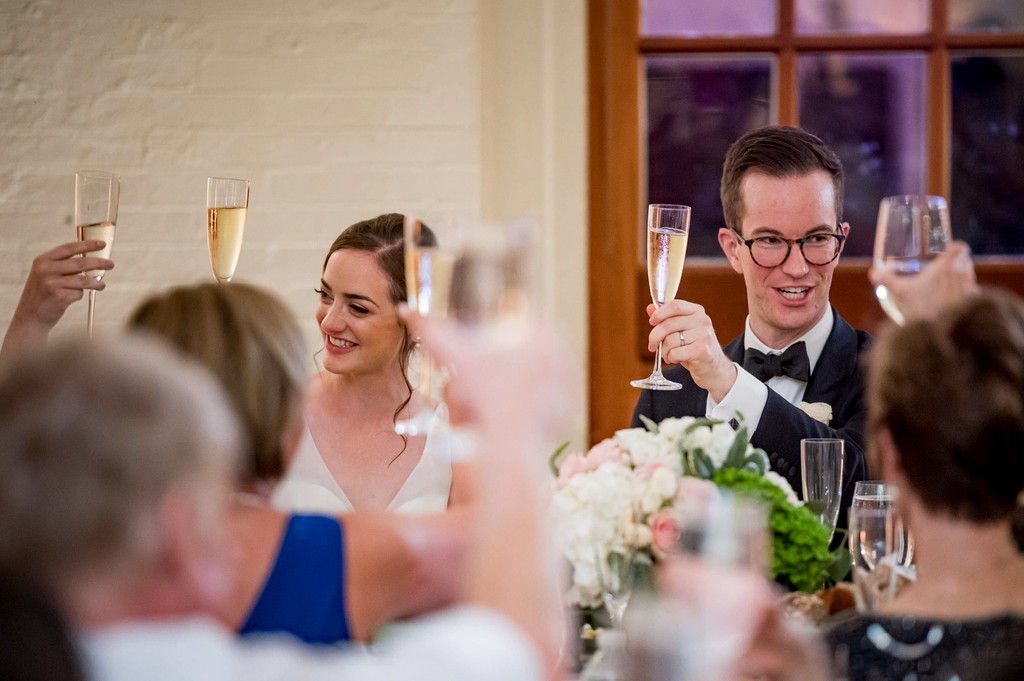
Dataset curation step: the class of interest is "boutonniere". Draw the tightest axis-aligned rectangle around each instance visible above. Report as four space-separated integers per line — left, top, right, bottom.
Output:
798 401 833 425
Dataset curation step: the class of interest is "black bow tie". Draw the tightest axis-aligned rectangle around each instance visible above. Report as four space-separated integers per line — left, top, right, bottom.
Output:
742 341 811 382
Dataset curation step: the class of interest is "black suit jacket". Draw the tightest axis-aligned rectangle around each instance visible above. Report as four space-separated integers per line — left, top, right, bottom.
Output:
631 309 872 529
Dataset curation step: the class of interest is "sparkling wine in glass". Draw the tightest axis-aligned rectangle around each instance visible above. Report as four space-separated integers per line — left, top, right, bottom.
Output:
207 177 250 283
75 170 120 337
395 213 459 436
849 481 915 612
873 195 951 325
631 204 690 390
800 438 844 542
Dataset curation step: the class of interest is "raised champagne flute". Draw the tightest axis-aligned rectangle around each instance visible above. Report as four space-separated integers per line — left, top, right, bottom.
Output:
631 204 690 390
207 177 250 283
394 212 458 436
75 170 120 337
873 195 951 325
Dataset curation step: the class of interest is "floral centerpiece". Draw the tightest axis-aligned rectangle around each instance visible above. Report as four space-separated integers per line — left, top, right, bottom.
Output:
551 415 832 608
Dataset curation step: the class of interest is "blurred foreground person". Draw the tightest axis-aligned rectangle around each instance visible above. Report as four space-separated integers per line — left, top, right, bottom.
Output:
0 574 87 681
127 283 468 643
826 290 1024 679
0 328 565 680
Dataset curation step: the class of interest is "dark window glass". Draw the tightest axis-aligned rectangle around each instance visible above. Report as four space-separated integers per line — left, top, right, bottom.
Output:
796 0 928 35
798 53 927 257
645 56 773 259
641 1 775 37
950 52 1024 254
950 0 1024 32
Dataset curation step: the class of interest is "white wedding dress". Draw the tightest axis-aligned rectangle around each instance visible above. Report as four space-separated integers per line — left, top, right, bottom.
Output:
272 411 454 515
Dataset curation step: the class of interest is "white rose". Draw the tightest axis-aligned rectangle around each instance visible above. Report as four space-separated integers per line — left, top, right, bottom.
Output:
764 470 802 507
656 416 696 440
649 466 679 499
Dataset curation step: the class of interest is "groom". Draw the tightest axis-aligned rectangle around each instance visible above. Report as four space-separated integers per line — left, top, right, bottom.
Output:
632 126 870 526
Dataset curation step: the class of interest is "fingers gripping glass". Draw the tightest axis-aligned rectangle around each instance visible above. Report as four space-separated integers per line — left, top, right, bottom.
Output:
735 230 846 268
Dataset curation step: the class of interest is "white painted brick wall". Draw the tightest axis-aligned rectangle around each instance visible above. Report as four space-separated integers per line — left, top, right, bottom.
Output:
0 0 482 355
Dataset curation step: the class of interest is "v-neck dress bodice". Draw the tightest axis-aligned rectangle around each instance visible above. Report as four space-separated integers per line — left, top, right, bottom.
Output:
272 414 453 515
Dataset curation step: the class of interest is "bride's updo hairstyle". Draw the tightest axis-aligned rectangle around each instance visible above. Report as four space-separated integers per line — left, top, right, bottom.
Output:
868 289 1024 549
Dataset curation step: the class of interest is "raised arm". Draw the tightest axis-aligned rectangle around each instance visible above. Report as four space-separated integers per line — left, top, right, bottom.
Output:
2 241 113 358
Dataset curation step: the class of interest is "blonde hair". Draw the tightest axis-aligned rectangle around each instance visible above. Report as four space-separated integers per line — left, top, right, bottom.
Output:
127 282 308 485
0 336 240 582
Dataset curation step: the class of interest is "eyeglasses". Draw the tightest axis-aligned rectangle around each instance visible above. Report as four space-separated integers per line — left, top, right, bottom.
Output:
733 229 846 269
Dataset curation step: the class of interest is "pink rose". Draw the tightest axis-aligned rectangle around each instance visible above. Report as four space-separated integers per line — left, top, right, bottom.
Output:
637 460 667 479
675 476 720 508
649 508 680 556
557 453 591 483
587 438 625 467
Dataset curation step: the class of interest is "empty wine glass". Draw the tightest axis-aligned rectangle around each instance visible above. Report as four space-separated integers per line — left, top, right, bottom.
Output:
631 204 691 390
75 170 119 337
873 195 951 325
801 438 844 542
849 482 915 612
207 177 250 283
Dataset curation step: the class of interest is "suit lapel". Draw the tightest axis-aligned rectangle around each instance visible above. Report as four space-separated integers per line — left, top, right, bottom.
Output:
803 309 857 403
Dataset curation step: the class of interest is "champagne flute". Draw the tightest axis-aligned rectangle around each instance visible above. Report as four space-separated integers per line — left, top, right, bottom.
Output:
873 195 951 325
631 204 691 390
74 170 120 337
207 177 250 283
395 213 459 436
800 438 845 542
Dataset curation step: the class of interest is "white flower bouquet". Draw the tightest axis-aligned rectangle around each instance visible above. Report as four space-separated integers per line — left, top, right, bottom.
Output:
551 415 833 607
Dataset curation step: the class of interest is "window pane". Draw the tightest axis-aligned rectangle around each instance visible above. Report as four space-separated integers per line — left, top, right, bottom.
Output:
796 0 928 35
645 56 773 258
798 54 927 257
950 0 1024 32
641 0 775 37
951 52 1024 255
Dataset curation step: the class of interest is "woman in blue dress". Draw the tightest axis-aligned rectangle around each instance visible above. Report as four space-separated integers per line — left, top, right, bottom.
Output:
128 282 469 644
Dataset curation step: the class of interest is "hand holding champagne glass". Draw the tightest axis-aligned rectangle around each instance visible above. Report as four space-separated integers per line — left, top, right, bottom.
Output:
74 170 119 336
631 204 690 390
873 195 951 325
207 177 249 283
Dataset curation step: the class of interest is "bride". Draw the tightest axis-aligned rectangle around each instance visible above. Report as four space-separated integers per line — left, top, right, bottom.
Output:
274 213 471 514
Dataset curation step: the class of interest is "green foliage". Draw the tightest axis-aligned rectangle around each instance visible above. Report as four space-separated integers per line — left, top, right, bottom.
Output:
548 441 572 477
711 468 832 593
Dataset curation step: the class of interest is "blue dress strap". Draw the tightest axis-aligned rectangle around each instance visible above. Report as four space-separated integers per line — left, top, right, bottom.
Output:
238 514 350 645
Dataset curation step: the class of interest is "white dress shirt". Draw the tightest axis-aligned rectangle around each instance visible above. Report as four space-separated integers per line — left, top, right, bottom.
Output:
706 308 834 432
83 607 542 681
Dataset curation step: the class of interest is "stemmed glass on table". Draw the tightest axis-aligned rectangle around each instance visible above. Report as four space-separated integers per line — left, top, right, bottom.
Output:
801 438 845 543
873 194 951 325
207 177 250 283
75 170 120 337
631 204 691 390
848 481 915 612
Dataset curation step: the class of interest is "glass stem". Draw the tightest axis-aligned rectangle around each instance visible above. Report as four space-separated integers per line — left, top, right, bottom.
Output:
86 290 97 338
652 340 665 378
